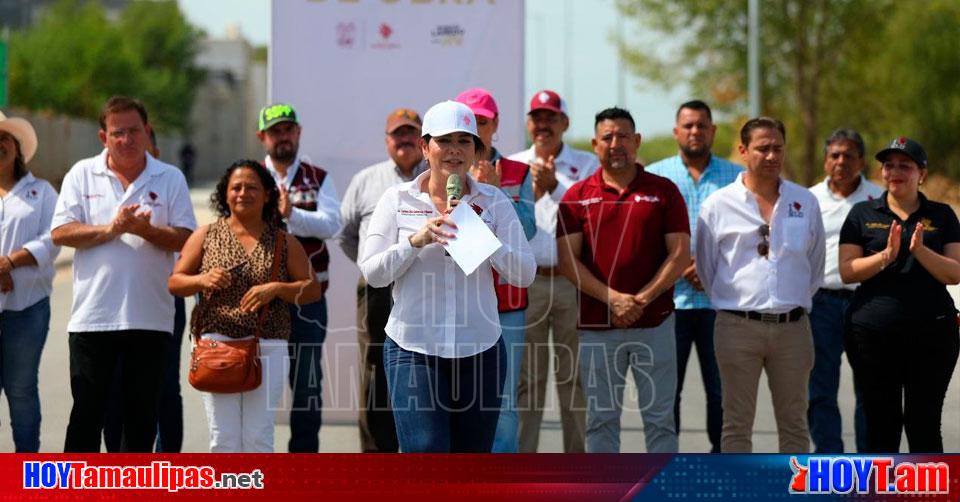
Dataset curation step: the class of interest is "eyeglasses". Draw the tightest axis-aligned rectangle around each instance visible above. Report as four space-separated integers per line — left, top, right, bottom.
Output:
758 224 770 258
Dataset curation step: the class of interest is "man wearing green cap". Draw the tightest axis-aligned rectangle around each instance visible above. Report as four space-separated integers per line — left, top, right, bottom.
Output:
256 103 342 452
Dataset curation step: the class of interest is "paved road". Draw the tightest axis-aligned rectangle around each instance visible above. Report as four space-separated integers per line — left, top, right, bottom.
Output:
0 186 957 452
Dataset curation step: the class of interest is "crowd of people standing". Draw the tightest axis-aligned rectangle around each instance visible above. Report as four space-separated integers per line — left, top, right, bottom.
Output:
0 90 956 454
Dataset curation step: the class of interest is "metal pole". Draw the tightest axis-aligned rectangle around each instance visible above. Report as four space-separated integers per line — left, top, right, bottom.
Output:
616 7 625 107
563 0 573 104
748 0 760 117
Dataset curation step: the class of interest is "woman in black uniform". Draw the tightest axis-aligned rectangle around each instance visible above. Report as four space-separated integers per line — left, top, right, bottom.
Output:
839 137 960 453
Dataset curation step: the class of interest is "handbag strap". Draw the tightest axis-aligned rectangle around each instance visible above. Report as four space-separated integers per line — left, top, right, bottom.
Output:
254 230 285 340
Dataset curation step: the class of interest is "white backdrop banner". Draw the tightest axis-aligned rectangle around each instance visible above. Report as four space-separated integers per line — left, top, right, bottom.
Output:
269 0 525 422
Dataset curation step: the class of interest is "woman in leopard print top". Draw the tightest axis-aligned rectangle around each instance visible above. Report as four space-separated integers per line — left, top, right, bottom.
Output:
170 160 321 452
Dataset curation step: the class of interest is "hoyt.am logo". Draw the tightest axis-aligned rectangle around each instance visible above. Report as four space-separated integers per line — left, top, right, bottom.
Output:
789 456 949 495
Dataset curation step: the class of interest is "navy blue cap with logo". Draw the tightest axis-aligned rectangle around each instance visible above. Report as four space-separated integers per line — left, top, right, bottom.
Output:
875 136 928 167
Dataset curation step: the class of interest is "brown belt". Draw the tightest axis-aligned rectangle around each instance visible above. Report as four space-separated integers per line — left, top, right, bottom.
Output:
537 266 562 277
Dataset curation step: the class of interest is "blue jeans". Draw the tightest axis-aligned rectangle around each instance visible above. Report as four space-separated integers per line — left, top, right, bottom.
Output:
492 310 526 453
288 298 327 452
384 336 506 452
674 309 723 453
0 297 50 452
578 316 678 453
808 290 866 453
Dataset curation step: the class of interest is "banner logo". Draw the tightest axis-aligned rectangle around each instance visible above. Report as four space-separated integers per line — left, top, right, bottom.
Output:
431 24 465 46
336 22 357 48
372 22 400 49
789 456 949 495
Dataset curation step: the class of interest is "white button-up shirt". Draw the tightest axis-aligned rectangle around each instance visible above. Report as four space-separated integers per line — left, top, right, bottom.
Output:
0 173 60 311
52 150 197 333
508 144 599 266
359 171 536 358
696 173 825 313
809 175 884 290
264 155 342 240
339 158 427 263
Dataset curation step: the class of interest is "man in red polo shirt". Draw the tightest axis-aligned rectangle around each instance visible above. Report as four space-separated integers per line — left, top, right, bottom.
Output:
557 107 690 453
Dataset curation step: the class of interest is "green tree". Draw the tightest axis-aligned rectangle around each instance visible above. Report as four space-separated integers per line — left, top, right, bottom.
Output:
868 0 960 176
8 0 203 133
617 0 891 184
118 0 205 132
8 0 139 119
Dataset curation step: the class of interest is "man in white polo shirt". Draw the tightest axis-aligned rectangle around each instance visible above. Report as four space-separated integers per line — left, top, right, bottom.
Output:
696 117 825 453
52 96 196 452
807 129 882 453
509 90 598 452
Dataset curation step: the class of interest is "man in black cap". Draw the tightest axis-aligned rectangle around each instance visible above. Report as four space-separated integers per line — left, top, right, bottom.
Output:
839 136 960 453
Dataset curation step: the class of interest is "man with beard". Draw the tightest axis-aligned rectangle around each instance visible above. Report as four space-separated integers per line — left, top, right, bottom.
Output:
256 103 342 452
647 100 741 452
557 107 690 452
806 129 881 453
339 108 426 452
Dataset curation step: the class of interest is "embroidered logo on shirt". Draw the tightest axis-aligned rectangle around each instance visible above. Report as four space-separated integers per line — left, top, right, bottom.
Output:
149 191 158 201
788 201 804 218
398 209 432 216
866 222 890 230
570 166 579 175
579 197 603 206
25 189 39 200
144 190 162 207
82 194 104 200
470 203 484 215
634 194 660 203
920 217 938 232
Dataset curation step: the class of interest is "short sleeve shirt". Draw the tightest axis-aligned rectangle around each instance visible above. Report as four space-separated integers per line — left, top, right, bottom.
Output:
647 154 742 309
840 192 960 329
52 150 197 333
558 165 690 329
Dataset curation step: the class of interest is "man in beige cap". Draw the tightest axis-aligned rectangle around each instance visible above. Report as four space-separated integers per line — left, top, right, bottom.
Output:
339 108 426 452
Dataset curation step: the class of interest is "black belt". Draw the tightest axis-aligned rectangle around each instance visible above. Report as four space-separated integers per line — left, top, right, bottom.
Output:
818 288 854 299
722 307 805 323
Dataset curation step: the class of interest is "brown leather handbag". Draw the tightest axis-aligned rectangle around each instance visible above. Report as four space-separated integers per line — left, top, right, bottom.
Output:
188 231 285 393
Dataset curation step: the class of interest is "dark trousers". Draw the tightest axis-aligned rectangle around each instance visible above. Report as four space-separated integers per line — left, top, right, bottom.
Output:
673 309 723 453
103 297 186 453
847 315 959 453
65 330 168 452
357 280 398 452
384 336 505 452
288 298 327 453
808 291 866 453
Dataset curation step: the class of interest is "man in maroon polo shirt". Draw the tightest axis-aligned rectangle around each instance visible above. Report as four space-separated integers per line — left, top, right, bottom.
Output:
557 107 690 453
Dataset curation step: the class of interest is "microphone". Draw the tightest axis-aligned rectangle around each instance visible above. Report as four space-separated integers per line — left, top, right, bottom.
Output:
446 173 463 203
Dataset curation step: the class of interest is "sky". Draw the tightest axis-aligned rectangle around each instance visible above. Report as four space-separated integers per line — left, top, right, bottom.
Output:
177 0 690 140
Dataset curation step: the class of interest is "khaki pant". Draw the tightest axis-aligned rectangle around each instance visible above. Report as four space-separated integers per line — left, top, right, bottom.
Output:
516 274 586 452
714 311 814 453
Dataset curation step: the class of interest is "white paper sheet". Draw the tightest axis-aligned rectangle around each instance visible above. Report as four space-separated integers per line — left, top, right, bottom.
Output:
444 202 502 276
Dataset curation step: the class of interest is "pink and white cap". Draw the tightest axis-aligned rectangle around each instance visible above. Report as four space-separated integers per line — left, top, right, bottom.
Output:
420 100 479 139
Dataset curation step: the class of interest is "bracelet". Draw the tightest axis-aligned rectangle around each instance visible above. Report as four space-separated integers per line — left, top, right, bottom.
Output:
878 250 890 271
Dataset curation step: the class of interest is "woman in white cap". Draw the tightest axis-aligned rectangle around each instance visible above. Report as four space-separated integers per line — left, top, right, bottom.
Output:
360 101 536 452
839 137 960 452
0 111 60 452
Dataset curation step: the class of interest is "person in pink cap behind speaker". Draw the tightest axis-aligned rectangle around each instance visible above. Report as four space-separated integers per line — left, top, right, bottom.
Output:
455 88 535 453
